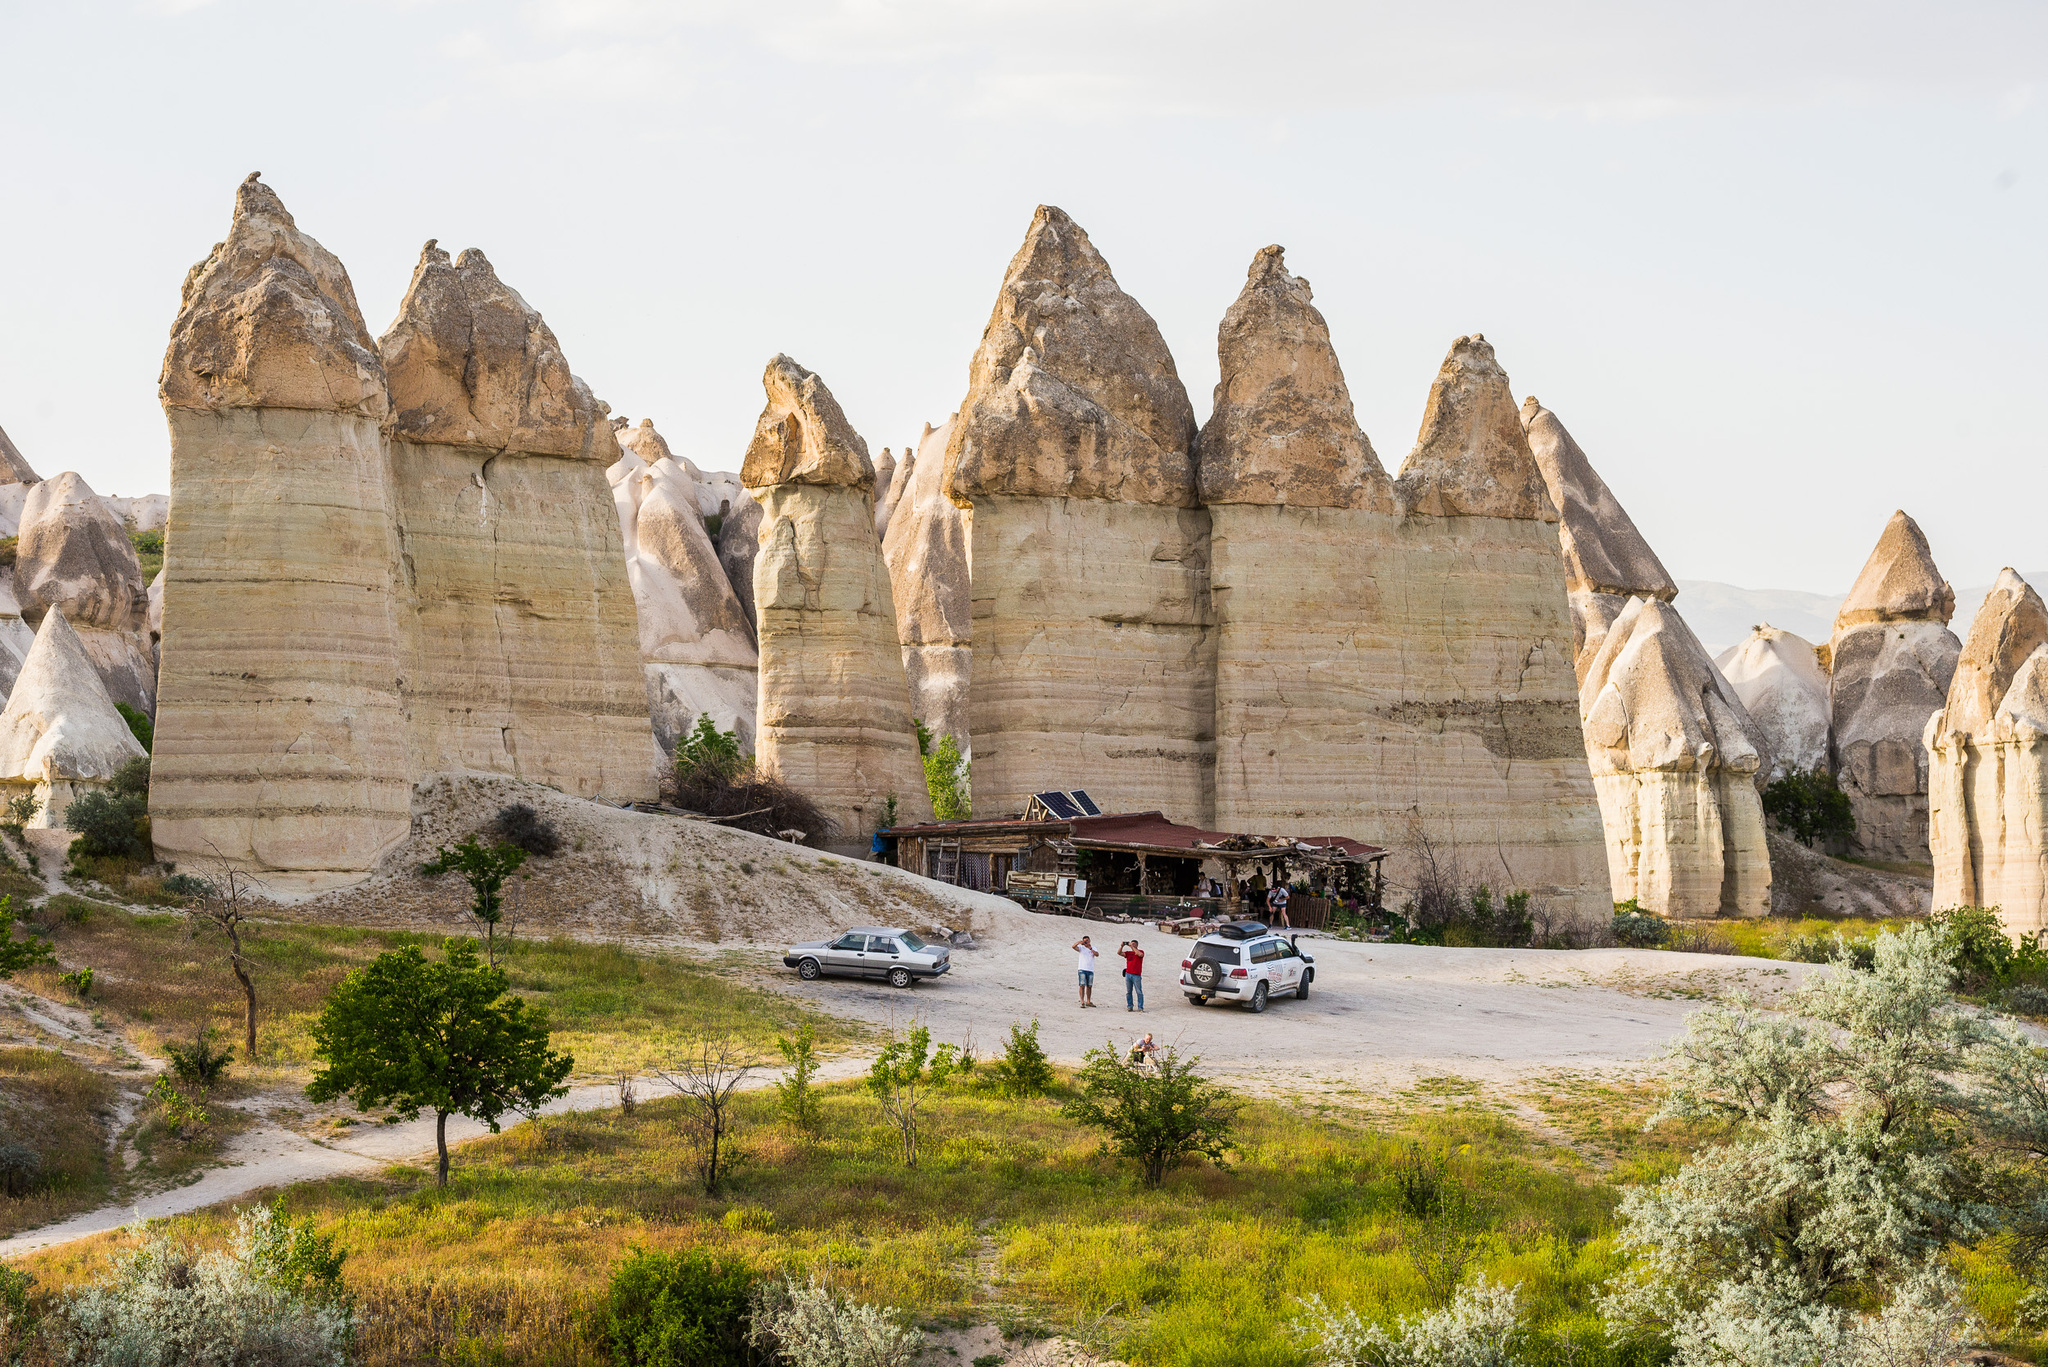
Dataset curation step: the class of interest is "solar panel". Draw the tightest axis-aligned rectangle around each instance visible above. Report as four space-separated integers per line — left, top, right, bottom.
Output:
1034 791 1082 820
1070 789 1103 816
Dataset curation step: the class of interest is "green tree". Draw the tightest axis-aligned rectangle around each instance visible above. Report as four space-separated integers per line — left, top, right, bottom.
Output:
867 1023 961 1167
1062 1043 1239 1188
420 836 529 965
1930 903 2016 992
984 1018 1055 1098
1761 766 1857 848
305 938 571 1187
913 719 970 820
775 1023 823 1137
0 896 53 980
114 702 153 753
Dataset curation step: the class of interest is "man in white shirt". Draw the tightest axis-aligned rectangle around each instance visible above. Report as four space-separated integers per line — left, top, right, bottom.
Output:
1073 935 1098 1008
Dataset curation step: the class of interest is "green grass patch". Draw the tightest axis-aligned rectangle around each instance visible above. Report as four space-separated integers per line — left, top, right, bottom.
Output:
19 909 857 1080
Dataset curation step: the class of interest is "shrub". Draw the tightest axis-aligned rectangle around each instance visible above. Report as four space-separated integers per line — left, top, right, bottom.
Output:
913 719 970 821
1762 766 1856 848
0 1139 41 1197
667 761 834 846
109 756 149 801
64 788 149 862
1930 904 2013 992
161 873 213 901
420 836 529 963
57 1204 356 1366
1063 1043 1239 1188
749 1275 922 1367
596 1246 755 1367
2004 983 2048 1018
1611 901 1670 948
2 793 38 831
1294 1277 1528 1367
676 714 744 782
984 1019 1055 1099
775 1023 823 1136
145 1075 210 1141
491 802 564 858
59 966 93 998
114 703 153 754
166 1026 234 1087
867 1024 962 1167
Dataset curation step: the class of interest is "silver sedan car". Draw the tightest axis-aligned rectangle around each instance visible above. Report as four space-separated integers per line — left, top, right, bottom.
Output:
783 926 951 989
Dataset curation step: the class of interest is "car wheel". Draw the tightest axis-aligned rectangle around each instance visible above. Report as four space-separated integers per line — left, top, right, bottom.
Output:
797 958 822 981
1296 970 1312 1000
888 967 914 989
1249 982 1269 1013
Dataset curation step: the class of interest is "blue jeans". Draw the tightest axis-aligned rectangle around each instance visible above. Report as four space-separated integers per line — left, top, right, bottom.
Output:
1125 972 1144 1009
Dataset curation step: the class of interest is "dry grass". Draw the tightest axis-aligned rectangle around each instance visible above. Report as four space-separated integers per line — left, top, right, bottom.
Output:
0 1046 117 1237
14 907 858 1082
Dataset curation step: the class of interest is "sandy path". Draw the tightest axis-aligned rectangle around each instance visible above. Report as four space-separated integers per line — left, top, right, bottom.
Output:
0 1060 870 1258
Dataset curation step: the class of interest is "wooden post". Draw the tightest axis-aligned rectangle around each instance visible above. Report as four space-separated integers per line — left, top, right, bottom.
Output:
1137 852 1149 896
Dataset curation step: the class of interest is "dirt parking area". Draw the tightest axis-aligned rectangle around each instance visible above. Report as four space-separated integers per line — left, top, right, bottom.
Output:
743 901 1819 1098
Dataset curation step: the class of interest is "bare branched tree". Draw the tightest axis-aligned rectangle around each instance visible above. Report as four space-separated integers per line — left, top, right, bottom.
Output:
1400 818 1468 932
658 1033 755 1194
195 845 266 1056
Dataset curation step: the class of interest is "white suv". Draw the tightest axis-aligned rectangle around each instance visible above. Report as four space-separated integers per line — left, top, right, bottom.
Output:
1179 922 1314 1012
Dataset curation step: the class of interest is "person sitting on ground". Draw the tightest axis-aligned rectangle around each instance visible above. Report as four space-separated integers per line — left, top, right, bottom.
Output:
1073 935 1098 1008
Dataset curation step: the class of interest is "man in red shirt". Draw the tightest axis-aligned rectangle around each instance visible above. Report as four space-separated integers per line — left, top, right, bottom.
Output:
1120 939 1145 1012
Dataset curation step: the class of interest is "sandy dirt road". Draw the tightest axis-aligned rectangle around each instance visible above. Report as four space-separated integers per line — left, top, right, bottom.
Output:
749 901 1818 1099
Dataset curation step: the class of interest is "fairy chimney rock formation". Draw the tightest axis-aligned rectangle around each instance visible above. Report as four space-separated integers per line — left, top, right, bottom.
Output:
153 177 657 886
153 174 411 882
1828 511 1961 861
379 241 659 793
1520 397 1676 673
0 610 148 831
943 206 1213 820
12 471 155 716
1716 626 1832 781
743 356 929 837
882 416 973 747
0 426 41 485
608 417 758 754
1381 335 1608 918
1926 570 2048 932
1580 598 1772 917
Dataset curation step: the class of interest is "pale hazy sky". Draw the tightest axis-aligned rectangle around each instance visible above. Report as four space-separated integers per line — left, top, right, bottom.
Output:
1 1 2042 593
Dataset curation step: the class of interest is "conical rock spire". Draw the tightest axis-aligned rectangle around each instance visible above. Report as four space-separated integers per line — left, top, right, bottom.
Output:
742 355 875 491
1834 510 1955 632
160 173 387 416
1945 568 2048 736
0 609 147 789
1395 336 1556 521
943 206 1196 508
380 241 618 462
1520 397 1674 599
1197 245 1390 510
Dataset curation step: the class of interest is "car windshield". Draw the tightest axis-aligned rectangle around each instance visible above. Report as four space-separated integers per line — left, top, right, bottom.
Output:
1194 943 1241 964
898 932 927 952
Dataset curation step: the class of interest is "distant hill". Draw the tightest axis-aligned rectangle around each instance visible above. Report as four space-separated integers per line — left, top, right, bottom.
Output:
1677 572 2048 658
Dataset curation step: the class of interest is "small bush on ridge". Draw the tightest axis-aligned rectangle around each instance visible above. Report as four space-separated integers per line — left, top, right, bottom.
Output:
166 1026 234 1087
491 802 564 859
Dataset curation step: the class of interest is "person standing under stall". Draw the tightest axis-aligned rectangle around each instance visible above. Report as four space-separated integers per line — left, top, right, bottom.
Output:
1073 935 1098 1008
1269 880 1292 929
1120 939 1145 1012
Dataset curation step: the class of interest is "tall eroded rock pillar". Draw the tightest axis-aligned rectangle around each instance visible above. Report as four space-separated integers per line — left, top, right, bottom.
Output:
380 243 658 798
152 174 412 883
1580 599 1772 917
1925 570 2048 933
944 207 1214 822
1198 246 1400 833
1384 337 1609 919
1828 511 1961 861
742 356 930 839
